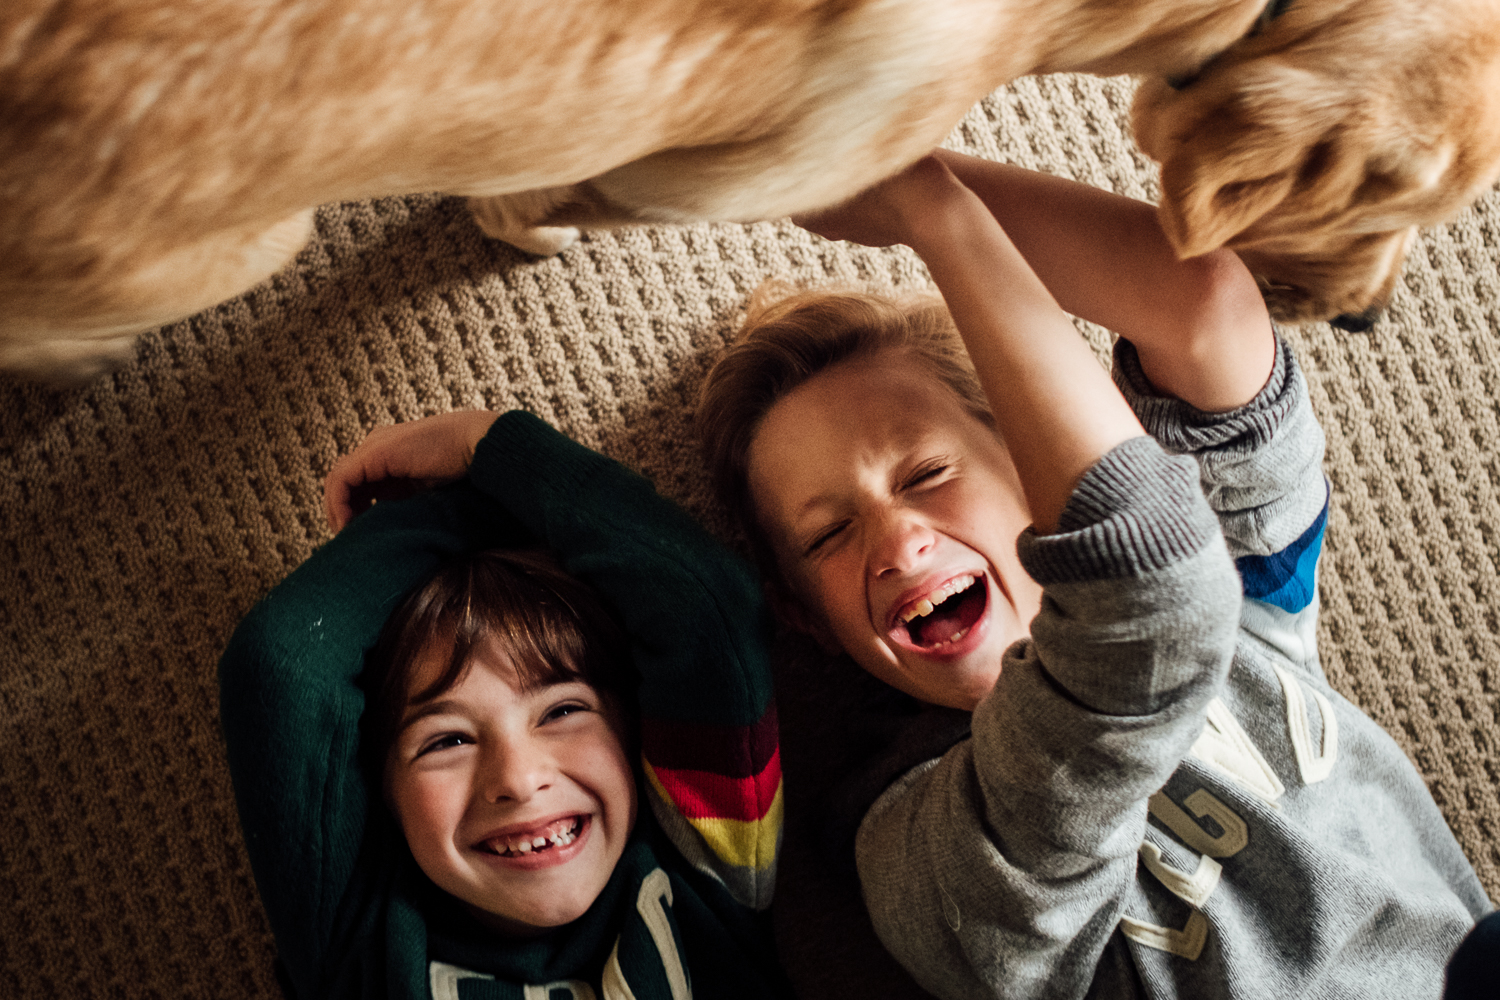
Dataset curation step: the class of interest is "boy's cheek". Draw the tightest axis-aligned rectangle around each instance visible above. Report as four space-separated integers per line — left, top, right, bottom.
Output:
388 772 464 848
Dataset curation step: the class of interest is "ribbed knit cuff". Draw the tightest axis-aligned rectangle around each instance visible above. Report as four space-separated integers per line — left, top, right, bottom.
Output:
1018 436 1219 584
1112 331 1300 456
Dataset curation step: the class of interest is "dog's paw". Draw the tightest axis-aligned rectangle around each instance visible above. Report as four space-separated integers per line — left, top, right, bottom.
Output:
467 194 580 256
0 333 137 386
499 224 581 256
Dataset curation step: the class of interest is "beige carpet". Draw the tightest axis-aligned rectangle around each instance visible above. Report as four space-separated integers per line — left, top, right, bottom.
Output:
2 75 1497 1000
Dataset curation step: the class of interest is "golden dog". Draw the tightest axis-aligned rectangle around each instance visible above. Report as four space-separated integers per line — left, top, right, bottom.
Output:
3 0 1498 380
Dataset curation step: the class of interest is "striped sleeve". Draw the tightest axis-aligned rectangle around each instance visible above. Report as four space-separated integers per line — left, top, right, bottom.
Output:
467 411 782 909
641 705 783 908
1235 493 1327 614
1113 332 1328 568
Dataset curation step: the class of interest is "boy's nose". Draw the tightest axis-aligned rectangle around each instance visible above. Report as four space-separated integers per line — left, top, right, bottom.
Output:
872 512 936 579
482 739 554 803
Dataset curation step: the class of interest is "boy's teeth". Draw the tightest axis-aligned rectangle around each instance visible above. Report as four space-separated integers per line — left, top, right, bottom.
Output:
490 817 581 856
899 575 977 623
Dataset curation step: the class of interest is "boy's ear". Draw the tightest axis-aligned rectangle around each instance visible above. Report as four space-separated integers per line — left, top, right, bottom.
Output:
764 580 843 655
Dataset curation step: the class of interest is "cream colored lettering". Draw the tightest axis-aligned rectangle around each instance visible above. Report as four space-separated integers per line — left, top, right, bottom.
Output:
430 961 493 1000
1190 699 1285 805
601 942 637 1000
1121 910 1209 961
1138 843 1222 908
637 868 690 1000
1274 664 1338 783
1148 789 1249 858
602 868 692 1000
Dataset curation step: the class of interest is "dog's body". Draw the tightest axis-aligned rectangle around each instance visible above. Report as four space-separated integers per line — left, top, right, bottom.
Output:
3 0 1498 379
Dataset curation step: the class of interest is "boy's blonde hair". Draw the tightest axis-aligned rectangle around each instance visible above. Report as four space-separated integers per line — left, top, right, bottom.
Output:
697 281 991 589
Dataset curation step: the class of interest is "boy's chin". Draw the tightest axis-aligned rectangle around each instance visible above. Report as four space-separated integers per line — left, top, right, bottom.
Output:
919 668 1003 712
865 649 1004 712
466 896 593 938
903 643 1010 710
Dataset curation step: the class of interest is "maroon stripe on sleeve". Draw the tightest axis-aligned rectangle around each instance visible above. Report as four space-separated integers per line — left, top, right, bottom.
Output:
640 702 778 778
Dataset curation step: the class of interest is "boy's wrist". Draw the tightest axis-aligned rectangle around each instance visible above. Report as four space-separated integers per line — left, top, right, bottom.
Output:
898 177 992 257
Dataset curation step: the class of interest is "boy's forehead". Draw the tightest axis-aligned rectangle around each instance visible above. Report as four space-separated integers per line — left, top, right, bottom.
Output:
748 362 979 499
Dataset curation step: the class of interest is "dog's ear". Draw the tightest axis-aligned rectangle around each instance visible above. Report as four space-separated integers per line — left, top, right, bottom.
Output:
1143 67 1341 259
1143 66 1467 260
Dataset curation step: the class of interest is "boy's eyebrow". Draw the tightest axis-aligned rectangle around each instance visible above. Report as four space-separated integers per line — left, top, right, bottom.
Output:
398 699 463 732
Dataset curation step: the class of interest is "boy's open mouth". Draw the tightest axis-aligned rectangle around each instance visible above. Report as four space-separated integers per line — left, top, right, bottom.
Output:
891 574 987 649
481 816 584 858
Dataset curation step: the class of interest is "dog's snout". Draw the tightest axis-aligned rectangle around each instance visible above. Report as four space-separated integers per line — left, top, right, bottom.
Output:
1330 307 1382 333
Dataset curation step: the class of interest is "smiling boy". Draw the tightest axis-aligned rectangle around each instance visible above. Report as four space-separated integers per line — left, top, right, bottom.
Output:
373 550 640 939
745 347 1040 709
387 636 637 937
698 151 1493 999
219 412 790 1000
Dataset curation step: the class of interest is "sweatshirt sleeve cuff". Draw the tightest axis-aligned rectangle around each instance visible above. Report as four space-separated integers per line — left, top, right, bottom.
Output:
1112 330 1302 456
1017 436 1220 585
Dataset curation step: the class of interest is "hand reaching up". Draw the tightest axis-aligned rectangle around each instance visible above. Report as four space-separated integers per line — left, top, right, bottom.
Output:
324 410 500 532
792 154 970 252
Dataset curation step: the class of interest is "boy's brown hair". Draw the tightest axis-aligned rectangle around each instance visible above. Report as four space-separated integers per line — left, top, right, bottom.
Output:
696 280 992 589
361 548 635 772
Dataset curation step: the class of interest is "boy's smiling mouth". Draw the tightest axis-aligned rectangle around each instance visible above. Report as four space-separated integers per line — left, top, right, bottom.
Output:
890 573 988 651
479 815 586 860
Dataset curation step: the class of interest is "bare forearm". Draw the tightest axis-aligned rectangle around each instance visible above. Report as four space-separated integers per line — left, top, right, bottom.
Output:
905 186 1143 534
932 150 1274 412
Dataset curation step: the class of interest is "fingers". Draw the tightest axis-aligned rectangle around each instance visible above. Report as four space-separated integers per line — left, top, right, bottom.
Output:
324 438 397 532
323 410 500 533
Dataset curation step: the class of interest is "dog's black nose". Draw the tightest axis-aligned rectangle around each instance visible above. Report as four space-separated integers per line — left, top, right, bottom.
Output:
1330 308 1381 333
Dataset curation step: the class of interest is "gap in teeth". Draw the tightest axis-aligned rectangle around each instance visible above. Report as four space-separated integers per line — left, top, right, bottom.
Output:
899 574 977 624
496 817 580 856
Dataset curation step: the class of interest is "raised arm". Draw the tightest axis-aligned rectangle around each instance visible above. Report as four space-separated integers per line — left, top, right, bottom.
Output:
797 156 1143 534
219 482 526 997
326 409 782 906
464 412 782 909
224 412 781 1000
930 149 1275 413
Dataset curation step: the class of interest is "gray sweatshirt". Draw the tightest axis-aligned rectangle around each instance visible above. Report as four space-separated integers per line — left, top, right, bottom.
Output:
855 337 1491 1000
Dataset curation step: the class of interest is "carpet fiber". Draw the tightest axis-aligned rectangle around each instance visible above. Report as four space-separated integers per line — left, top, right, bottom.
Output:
2 75 1497 1000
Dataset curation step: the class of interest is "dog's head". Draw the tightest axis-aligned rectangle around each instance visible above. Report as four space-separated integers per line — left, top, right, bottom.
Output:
1132 0 1500 327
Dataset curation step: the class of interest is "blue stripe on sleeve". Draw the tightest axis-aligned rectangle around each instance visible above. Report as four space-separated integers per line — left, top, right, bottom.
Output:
1235 496 1328 613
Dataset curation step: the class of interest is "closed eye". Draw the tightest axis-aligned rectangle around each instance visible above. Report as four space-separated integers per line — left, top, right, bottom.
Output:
903 463 950 489
804 520 849 556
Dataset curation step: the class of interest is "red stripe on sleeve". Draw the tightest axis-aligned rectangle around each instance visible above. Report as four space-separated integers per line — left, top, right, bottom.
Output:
649 748 782 823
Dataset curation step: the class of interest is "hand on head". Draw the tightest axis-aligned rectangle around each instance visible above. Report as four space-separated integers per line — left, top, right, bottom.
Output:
324 410 501 532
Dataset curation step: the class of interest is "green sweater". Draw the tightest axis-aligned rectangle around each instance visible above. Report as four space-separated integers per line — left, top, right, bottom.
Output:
220 412 789 1000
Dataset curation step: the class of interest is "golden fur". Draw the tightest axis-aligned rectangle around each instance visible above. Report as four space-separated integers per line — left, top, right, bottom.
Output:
1133 0 1500 325
2 0 1497 380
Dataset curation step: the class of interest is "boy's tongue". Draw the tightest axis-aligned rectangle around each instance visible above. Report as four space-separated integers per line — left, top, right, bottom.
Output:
913 587 983 646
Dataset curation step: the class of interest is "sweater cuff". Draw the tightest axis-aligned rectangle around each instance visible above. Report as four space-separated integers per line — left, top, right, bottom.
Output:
1017 436 1219 585
1112 330 1301 455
